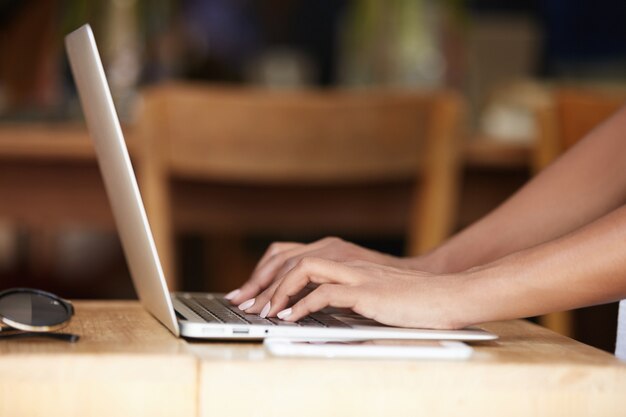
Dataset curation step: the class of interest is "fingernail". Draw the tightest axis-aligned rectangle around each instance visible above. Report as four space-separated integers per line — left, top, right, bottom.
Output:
260 302 271 318
224 289 240 300
238 298 255 311
277 308 292 320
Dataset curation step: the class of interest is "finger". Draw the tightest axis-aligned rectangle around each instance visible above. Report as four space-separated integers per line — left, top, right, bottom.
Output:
267 257 359 316
231 238 334 304
242 276 282 314
277 284 356 322
246 278 318 316
229 242 303 304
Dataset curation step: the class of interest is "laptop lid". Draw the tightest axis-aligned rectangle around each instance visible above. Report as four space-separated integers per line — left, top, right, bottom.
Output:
65 24 179 336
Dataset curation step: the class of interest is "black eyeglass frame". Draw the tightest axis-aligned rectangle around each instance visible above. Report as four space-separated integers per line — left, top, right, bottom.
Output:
0 288 75 333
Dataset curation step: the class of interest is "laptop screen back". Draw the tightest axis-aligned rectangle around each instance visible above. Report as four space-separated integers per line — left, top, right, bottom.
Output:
65 24 179 336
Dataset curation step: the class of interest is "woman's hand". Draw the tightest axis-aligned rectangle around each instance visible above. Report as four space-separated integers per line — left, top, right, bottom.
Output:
225 237 410 310
253 257 471 330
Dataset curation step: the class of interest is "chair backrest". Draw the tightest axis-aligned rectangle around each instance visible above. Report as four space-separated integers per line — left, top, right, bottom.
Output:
134 82 464 273
535 87 626 171
135 83 462 185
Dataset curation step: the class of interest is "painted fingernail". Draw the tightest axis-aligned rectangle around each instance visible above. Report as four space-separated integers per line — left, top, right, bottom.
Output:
224 289 240 300
260 302 271 318
277 308 292 320
238 298 255 311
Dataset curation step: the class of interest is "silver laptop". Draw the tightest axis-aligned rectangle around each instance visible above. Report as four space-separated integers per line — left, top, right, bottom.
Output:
65 24 497 342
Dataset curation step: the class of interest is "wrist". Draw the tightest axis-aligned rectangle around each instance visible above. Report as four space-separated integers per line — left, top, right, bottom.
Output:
452 253 531 328
441 271 480 329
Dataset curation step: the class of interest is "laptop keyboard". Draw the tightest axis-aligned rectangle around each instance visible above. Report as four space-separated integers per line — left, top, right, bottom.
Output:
179 296 349 328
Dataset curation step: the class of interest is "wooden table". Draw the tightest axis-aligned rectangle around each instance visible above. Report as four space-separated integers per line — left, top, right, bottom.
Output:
1 301 625 417
0 301 196 417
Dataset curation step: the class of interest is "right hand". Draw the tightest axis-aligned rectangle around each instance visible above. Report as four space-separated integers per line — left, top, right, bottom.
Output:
225 237 407 312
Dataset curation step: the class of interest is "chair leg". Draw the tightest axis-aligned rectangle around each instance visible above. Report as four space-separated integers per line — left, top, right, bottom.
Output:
539 311 574 337
408 93 463 256
136 93 177 291
140 175 176 291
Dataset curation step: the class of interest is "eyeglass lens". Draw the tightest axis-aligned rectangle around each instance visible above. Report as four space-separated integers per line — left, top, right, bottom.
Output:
0 292 70 327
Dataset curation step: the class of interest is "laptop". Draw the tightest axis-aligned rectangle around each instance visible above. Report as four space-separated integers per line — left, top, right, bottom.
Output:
65 24 497 342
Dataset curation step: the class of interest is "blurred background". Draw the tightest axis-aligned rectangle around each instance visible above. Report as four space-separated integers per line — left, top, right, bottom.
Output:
1 0 626 352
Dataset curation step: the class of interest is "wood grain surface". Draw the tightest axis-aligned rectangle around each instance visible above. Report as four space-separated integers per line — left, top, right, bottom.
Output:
195 319 626 417
2 301 625 417
0 301 196 417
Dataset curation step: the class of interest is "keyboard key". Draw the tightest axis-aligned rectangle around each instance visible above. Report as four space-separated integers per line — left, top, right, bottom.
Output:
178 298 221 323
268 318 298 326
181 296 351 329
297 316 325 327
310 312 351 328
244 315 276 326
192 297 249 325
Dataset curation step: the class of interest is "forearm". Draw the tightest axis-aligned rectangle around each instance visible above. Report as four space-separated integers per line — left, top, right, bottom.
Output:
251 204 626 330
412 106 626 273
455 204 626 328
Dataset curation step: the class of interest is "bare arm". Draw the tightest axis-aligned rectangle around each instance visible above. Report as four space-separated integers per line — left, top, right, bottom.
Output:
263 203 626 328
457 203 626 326
416 106 626 273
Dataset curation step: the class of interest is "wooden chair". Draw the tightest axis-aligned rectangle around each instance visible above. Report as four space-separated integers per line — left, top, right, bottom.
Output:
135 83 464 291
534 86 626 336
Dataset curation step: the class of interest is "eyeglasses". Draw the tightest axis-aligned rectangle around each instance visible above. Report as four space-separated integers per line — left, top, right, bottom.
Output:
0 288 79 343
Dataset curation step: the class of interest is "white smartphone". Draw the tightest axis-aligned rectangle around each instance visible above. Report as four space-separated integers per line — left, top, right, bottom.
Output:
264 338 473 360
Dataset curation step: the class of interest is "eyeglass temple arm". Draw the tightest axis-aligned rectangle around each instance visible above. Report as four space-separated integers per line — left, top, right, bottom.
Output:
0 331 80 343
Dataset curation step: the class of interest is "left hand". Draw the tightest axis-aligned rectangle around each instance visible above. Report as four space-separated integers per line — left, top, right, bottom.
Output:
226 237 408 307
255 258 471 330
